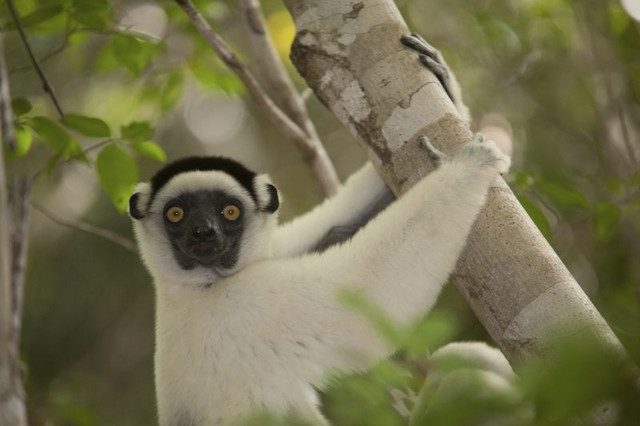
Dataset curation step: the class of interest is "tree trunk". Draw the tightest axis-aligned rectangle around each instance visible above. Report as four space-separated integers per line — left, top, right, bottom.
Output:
282 0 624 366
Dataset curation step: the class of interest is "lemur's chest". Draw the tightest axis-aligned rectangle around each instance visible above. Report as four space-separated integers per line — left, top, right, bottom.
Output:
153 288 317 425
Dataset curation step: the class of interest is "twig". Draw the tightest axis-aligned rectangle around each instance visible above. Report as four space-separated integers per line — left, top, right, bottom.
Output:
6 0 65 118
237 0 339 197
32 202 137 253
174 0 339 197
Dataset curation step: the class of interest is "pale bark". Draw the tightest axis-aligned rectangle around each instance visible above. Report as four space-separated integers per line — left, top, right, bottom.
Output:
282 0 624 365
0 34 27 426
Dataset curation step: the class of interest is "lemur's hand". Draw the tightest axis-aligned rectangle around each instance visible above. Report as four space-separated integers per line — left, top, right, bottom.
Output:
418 136 447 168
456 133 511 175
401 34 456 104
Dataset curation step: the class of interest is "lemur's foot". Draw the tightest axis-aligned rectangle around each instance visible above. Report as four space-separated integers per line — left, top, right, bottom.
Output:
457 133 511 174
418 136 447 168
401 34 454 102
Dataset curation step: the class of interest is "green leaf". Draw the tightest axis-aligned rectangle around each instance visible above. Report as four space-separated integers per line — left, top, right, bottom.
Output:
28 116 87 161
3 125 33 160
11 98 32 117
71 0 110 30
517 195 552 239
3 5 64 30
28 116 72 153
96 145 139 212
541 181 589 210
61 114 111 138
594 202 621 237
131 141 166 162
121 121 154 143
45 153 62 177
110 34 160 77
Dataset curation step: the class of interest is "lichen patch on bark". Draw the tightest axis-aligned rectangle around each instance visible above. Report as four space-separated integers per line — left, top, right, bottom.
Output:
381 82 448 151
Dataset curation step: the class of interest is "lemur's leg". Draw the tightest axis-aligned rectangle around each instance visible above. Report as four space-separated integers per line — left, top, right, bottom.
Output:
401 34 469 121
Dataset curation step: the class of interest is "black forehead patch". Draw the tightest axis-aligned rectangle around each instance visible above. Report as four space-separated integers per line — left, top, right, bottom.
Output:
149 156 257 205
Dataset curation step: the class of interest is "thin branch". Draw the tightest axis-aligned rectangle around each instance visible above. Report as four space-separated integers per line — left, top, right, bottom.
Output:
174 0 339 197
6 0 65 118
237 0 339 196
10 26 125 74
32 202 137 253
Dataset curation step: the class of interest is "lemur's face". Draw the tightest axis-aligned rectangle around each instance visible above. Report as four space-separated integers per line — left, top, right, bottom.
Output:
161 190 245 271
128 157 279 286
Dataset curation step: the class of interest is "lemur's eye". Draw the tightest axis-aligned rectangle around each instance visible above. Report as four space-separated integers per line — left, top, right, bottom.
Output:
222 205 240 221
166 206 184 223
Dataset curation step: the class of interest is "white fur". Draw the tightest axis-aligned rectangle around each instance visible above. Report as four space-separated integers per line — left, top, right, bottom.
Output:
131 139 510 425
271 163 388 257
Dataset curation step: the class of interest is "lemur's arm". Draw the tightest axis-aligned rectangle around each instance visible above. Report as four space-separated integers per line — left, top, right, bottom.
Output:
271 163 393 257
244 136 509 381
272 34 469 257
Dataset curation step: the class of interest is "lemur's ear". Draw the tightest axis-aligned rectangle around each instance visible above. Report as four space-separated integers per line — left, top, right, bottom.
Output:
254 175 279 214
129 182 151 220
263 184 279 213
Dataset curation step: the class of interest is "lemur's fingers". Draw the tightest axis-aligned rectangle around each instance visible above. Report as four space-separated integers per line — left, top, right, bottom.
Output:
473 133 486 144
401 34 456 105
457 134 511 175
400 34 438 61
418 136 447 167
417 55 454 102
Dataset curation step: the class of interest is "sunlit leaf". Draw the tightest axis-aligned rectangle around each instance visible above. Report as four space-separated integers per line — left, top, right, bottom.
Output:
28 116 72 153
517 196 552 239
131 141 166 162
110 33 161 77
3 5 64 30
96 145 139 212
11 98 32 117
121 121 154 143
28 117 89 162
594 202 621 237
3 125 33 160
61 114 111 138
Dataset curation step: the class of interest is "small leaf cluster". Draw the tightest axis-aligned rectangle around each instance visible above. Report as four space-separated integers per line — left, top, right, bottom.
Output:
7 97 165 212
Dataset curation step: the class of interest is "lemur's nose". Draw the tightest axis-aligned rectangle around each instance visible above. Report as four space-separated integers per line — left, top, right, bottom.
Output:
191 225 215 242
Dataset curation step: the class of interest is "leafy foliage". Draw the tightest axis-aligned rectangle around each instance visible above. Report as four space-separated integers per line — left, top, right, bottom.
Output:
95 145 139 213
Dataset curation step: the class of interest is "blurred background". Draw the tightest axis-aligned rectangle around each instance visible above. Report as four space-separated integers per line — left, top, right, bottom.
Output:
1 0 639 424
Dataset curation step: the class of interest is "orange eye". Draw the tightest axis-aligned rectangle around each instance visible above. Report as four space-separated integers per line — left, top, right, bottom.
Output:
166 206 184 223
222 205 240 221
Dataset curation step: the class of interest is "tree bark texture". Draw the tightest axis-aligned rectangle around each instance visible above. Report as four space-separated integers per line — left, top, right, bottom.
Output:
283 0 624 366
